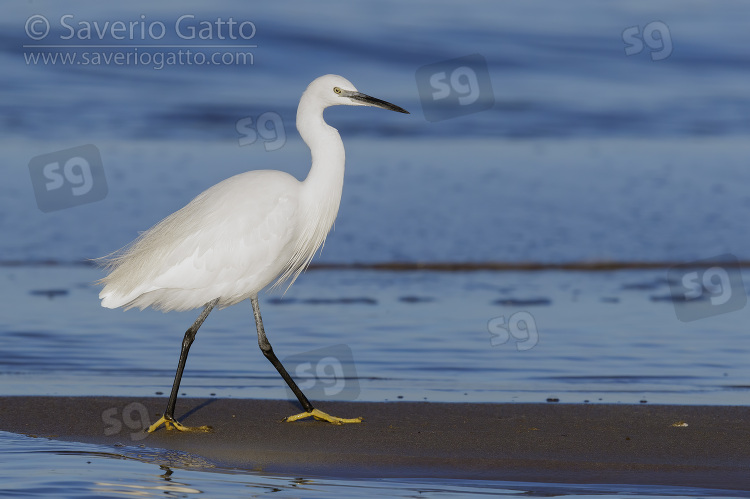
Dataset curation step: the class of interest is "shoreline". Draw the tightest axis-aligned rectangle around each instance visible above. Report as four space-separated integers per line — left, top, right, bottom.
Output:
0 396 748 490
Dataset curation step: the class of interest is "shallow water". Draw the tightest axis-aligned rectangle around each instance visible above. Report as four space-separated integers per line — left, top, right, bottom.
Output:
1 431 748 499
2 0 750 496
3 266 749 405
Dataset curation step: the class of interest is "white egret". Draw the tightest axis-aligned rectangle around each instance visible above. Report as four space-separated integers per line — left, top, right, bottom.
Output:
98 75 409 432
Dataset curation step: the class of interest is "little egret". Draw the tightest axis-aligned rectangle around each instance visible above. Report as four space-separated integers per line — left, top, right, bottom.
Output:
98 75 408 432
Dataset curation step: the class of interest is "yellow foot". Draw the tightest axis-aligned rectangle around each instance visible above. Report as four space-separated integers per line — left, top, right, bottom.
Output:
283 408 362 425
146 415 213 433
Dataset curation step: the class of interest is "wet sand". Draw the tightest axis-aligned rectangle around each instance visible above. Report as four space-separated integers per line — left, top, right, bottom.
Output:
0 396 748 490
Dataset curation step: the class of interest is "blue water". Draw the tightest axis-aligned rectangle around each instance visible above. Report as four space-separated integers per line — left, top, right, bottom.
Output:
2 0 750 496
4 265 750 405
4 433 748 499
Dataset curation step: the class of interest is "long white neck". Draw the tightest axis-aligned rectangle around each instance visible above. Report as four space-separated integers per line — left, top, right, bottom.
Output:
272 93 344 289
297 95 345 224
298 98 345 193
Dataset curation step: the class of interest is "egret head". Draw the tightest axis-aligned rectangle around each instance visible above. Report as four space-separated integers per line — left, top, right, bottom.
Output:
305 74 409 114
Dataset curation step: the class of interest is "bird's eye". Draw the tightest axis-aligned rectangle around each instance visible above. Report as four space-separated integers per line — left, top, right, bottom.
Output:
333 87 342 94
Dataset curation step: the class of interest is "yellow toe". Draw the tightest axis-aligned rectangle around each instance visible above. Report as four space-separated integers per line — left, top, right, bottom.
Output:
146 415 212 433
283 408 362 424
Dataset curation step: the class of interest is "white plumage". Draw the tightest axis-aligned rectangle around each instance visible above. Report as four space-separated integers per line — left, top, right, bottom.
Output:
99 170 303 311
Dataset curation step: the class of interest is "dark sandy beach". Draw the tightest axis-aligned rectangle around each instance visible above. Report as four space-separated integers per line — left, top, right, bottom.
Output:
0 396 748 490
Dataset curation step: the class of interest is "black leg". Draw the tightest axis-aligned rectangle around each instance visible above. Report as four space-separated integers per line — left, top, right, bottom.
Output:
147 298 218 432
251 296 315 413
251 296 362 424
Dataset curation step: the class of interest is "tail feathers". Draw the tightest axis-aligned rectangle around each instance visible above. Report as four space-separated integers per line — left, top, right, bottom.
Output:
99 286 238 312
99 288 139 310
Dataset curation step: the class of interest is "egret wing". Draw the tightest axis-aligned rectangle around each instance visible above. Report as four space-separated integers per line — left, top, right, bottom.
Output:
99 170 302 311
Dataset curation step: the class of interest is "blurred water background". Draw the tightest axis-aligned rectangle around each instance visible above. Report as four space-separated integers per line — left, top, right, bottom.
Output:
1 0 750 497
